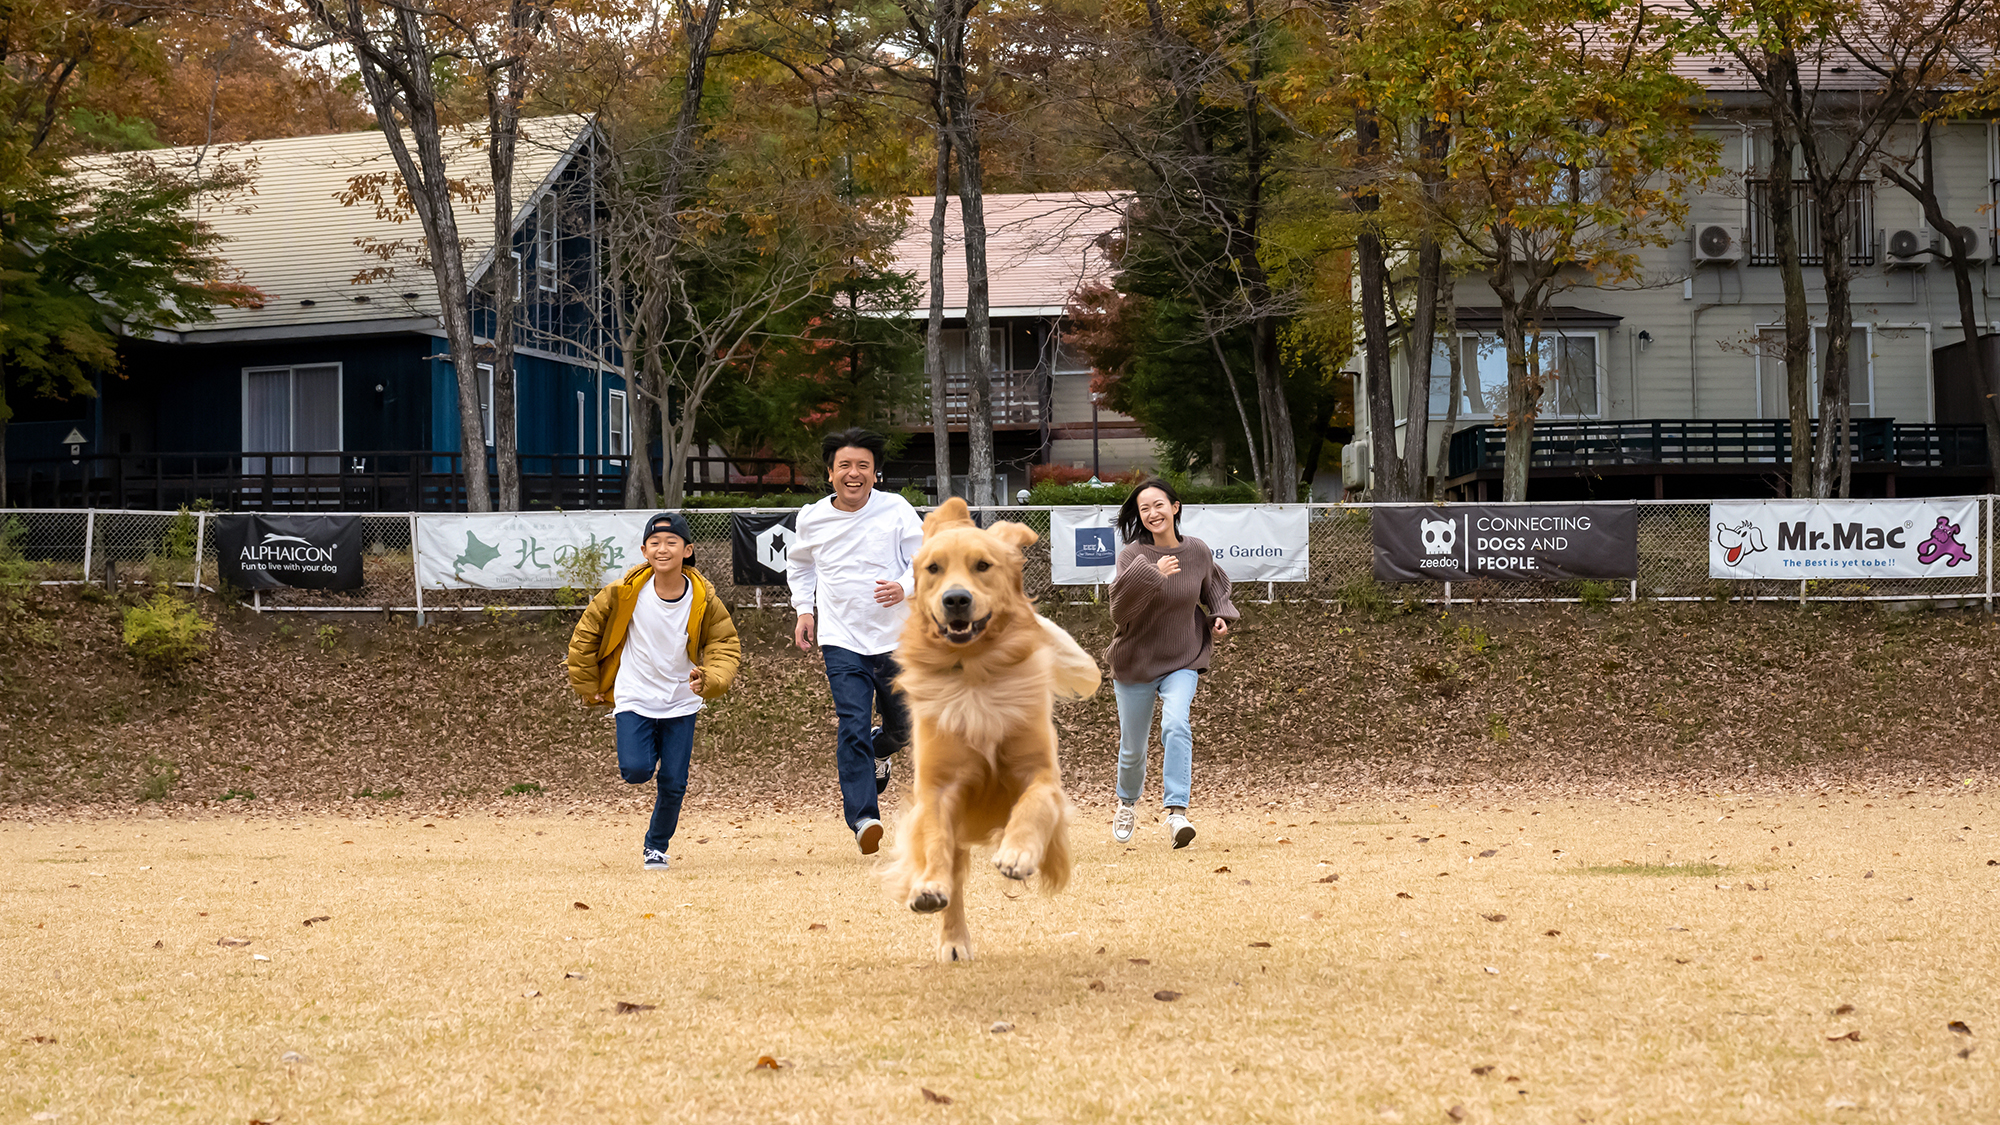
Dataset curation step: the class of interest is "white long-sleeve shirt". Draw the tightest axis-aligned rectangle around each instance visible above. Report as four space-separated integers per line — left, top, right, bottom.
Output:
787 490 926 656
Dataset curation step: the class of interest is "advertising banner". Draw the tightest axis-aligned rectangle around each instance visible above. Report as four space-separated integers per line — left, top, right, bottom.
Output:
1373 504 1638 582
731 512 800 587
1708 499 1981 579
214 514 364 591
1049 505 1310 585
415 512 638 590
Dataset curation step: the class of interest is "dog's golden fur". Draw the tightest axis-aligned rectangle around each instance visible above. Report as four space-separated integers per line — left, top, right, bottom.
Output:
884 498 1101 962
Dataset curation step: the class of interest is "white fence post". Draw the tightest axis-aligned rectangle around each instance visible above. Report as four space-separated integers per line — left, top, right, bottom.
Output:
409 512 425 627
193 511 208 592
1987 495 1994 615
81 508 95 582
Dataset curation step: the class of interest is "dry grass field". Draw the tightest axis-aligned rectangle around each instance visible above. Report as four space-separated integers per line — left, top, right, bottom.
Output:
4 791 1997 1124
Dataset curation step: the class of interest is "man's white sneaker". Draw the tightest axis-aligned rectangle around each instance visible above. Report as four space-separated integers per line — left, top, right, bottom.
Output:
855 818 884 855
1111 803 1136 843
1166 812 1196 849
642 849 670 870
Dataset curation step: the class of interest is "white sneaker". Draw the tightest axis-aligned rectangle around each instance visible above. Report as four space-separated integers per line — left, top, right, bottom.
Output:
1166 812 1196 849
642 849 670 870
855 818 884 855
1111 803 1136 843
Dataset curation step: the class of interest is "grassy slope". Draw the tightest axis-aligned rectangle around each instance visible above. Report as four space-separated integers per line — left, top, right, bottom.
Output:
2 586 1996 813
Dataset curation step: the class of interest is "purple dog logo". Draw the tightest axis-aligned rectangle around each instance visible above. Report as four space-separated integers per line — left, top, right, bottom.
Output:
1915 516 1972 567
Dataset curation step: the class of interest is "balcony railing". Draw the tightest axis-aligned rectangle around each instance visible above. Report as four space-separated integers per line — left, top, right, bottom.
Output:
893 367 1048 430
1446 419 1987 479
1747 179 1877 267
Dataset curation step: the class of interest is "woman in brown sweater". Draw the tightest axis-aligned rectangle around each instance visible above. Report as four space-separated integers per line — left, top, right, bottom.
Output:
1106 478 1239 848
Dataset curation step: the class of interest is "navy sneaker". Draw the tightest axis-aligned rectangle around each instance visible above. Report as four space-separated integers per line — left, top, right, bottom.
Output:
642 849 670 871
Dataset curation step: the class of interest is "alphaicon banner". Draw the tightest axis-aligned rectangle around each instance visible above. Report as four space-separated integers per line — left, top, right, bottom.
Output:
1373 504 1639 582
1709 499 1982 579
1049 505 1309 585
731 512 799 587
215 514 364 590
415 512 639 590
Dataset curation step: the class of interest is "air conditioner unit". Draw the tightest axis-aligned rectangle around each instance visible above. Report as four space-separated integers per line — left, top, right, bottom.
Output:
1341 440 1369 491
1883 227 1936 268
1940 223 1980 261
1692 224 1743 265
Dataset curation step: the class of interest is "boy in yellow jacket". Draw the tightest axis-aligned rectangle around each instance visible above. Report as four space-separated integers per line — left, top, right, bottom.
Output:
567 512 741 870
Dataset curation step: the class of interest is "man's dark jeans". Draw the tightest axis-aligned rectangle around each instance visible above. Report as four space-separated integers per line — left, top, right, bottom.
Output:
822 645 910 832
615 711 698 855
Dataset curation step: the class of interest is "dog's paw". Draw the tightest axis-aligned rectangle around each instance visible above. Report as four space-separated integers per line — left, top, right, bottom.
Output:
937 938 974 963
909 886 950 914
991 844 1040 882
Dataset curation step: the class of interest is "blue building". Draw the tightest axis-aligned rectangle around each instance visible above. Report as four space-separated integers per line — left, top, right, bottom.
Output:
6 116 628 509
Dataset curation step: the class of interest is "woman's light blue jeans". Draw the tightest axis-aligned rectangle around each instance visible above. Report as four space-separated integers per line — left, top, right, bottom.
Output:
1113 668 1200 810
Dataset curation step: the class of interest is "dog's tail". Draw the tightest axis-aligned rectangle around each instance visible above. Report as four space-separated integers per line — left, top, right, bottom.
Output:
1037 616 1102 700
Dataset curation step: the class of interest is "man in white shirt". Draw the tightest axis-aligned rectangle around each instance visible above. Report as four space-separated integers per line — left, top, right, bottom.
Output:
787 427 925 855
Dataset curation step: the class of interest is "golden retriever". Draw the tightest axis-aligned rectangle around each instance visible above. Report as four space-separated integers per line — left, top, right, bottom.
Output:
885 498 1102 962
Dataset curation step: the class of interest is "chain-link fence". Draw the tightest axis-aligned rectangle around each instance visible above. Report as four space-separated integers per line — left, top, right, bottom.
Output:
6 501 1994 614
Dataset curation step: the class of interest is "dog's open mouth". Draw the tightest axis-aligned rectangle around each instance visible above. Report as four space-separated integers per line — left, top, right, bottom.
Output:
933 613 991 644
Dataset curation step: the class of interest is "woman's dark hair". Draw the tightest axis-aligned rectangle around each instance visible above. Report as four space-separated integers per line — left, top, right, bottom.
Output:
821 427 886 472
1116 477 1183 545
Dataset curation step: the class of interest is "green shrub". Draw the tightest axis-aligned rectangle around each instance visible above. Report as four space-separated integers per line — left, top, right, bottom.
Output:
137 761 179 802
504 781 544 795
1568 579 1617 611
0 517 35 608
121 593 214 672
553 540 611 608
1338 575 1391 618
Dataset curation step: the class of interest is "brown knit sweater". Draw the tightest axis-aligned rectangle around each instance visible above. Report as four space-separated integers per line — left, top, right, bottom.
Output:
1105 537 1240 684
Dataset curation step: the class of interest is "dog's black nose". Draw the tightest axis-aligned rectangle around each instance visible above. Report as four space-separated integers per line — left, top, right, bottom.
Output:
941 588 973 619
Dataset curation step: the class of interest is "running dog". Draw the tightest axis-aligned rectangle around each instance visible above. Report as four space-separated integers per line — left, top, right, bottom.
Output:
885 498 1101 962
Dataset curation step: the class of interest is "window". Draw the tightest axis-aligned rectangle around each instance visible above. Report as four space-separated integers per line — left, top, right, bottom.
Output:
536 196 557 292
1747 179 1877 266
510 251 523 302
1426 332 1601 417
243 364 341 474
942 327 1009 372
1754 326 1873 420
476 363 495 446
576 390 587 473
606 388 628 458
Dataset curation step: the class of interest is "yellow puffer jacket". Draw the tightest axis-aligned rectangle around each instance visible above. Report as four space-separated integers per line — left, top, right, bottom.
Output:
566 564 741 706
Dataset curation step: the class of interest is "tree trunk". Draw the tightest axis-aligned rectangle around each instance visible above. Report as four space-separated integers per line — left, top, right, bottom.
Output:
1497 299 1537 503
1767 144 1813 498
1810 181 1856 498
1355 102 1401 501
1238 0 1296 501
927 94 954 501
1430 283 1461 497
483 1 540 514
939 0 995 507
1401 234 1442 501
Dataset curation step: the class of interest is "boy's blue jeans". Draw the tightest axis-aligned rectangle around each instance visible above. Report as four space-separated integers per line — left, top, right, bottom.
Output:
822 645 910 832
616 711 697 855
1113 669 1200 810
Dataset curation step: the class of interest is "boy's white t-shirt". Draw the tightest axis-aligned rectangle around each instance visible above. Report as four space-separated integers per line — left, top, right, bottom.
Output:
614 576 703 719
785 490 925 656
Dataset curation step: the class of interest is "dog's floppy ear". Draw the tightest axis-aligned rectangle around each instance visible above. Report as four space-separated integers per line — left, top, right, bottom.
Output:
986 520 1039 552
923 497 975 537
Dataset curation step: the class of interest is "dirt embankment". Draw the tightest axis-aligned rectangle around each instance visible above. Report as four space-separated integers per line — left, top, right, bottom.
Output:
2 585 1995 814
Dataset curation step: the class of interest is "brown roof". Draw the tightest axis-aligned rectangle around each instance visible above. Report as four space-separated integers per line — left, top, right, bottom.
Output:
888 191 1127 318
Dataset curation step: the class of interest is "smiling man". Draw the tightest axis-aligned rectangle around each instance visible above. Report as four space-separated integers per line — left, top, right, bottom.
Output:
786 428 925 855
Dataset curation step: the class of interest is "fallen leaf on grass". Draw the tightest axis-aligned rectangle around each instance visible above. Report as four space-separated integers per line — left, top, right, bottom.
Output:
1276 837 1292 844
1483 966 1499 975
1471 1065 1494 1076
1396 892 1413 899
252 954 271 962
1482 913 1507 923
572 902 590 911
1248 941 1271 948
281 1051 309 1064
989 1022 1013 1033
1318 874 1339 883
1544 930 1561 937
1478 849 1498 858
1214 866 1231 874
1447 1105 1467 1121
614 1001 656 1014
1832 1004 1855 1016
523 990 541 998
217 937 251 947
563 972 586 980
751 1055 789 1070
921 1087 953 1105
1958 1047 1975 1059
1826 1030 1862 1042
1948 1020 1972 1036
1087 980 1105 992
1128 958 1150 965
302 916 330 926
1154 990 1182 1001
807 923 827 931
153 940 163 949
22 1035 56 1044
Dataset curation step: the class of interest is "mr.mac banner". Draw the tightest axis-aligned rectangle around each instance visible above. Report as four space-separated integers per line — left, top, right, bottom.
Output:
1373 504 1638 582
1709 499 1981 579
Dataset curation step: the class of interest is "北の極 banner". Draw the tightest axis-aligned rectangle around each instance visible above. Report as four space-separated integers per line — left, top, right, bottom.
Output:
214 514 364 590
1708 498 1982 579
1049 505 1310 585
415 512 641 590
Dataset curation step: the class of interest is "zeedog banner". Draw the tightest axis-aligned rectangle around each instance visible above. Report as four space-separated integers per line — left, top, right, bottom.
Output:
415 512 637 590
214 514 364 591
1049 505 1310 585
1709 499 1982 579
731 512 799 587
1373 504 1638 582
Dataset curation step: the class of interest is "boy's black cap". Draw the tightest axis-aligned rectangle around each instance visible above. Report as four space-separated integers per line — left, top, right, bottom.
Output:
641 512 693 545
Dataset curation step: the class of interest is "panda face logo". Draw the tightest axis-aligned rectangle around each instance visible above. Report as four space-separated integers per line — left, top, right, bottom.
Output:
1420 517 1456 555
